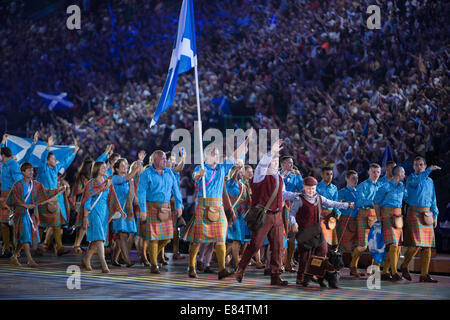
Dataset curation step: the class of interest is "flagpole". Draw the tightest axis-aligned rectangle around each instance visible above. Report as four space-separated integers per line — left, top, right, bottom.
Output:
194 64 206 198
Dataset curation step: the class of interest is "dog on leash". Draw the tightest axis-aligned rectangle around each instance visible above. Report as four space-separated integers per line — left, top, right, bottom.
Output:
315 250 344 289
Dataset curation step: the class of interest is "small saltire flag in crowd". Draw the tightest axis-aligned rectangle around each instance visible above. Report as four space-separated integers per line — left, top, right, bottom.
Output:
361 119 369 136
5 135 75 168
380 142 394 167
37 92 74 111
150 0 197 128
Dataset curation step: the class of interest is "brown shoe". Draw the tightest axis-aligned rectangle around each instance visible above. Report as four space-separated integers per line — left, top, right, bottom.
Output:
381 273 392 281
27 260 39 268
218 269 233 280
285 265 296 273
10 256 21 266
401 267 412 281
197 261 205 272
255 261 265 269
235 267 245 283
141 258 150 267
150 265 160 274
102 267 111 273
172 253 184 260
419 274 438 283
204 266 216 274
349 267 363 278
270 275 288 286
391 273 402 282
57 247 70 257
188 267 198 278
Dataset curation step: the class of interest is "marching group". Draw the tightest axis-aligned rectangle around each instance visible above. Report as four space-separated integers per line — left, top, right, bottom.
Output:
0 131 441 289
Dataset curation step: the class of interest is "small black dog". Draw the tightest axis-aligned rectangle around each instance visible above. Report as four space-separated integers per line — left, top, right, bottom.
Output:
316 250 344 289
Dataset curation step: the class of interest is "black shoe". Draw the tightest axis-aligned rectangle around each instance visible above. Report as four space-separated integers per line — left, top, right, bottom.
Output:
197 261 205 272
1 250 12 258
189 267 198 278
150 265 160 274
263 268 271 276
391 273 402 282
300 274 312 287
401 267 412 281
270 276 288 286
419 274 438 283
218 269 233 280
381 273 392 281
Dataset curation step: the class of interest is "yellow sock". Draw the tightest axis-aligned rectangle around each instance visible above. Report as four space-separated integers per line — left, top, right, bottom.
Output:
216 244 226 272
158 239 170 254
173 229 180 254
189 242 200 268
1 224 11 252
389 245 398 275
149 240 159 267
54 227 63 251
350 247 362 268
420 248 431 276
382 253 391 275
400 247 419 269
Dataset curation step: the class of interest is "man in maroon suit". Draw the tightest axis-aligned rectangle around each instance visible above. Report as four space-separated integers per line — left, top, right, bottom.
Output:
235 140 300 286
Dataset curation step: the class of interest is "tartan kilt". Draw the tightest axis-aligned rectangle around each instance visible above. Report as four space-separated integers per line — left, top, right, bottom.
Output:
74 208 83 228
355 208 377 247
405 206 435 248
139 202 174 241
0 190 12 223
181 197 228 243
37 202 66 228
320 209 339 246
381 207 403 246
13 212 40 246
336 215 357 251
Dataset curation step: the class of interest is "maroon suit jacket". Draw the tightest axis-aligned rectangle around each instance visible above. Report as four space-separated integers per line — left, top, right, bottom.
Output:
250 174 284 213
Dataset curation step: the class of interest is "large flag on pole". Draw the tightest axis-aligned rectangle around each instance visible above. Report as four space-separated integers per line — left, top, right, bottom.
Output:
150 0 197 128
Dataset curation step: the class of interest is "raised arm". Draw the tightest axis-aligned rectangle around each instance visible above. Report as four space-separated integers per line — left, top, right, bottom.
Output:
253 152 273 184
170 171 183 210
320 195 350 211
406 169 432 189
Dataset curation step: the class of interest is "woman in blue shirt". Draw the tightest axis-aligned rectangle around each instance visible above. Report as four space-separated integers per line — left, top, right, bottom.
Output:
110 158 141 267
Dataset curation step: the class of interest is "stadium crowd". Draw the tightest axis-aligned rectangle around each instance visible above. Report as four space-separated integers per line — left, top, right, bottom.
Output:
0 0 448 192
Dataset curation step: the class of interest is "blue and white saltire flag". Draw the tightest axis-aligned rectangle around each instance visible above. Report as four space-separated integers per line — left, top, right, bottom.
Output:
37 92 74 111
368 221 386 264
150 0 197 128
5 135 74 169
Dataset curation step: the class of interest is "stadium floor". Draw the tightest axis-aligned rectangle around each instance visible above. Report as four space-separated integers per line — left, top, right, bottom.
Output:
0 249 449 300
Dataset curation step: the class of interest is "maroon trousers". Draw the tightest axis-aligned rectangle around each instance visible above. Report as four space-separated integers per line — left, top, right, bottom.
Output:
297 239 328 280
238 212 284 276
